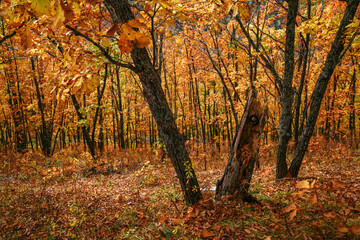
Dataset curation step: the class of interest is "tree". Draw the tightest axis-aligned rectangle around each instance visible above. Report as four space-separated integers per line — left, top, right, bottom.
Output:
216 91 267 202
289 0 360 177
101 0 202 205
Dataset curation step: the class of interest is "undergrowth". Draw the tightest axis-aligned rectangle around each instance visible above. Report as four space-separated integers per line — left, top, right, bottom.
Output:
0 139 359 239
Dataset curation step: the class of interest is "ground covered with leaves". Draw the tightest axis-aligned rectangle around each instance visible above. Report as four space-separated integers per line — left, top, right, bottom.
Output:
1 140 360 239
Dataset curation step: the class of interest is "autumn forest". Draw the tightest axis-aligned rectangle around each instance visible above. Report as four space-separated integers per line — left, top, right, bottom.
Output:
1 0 360 239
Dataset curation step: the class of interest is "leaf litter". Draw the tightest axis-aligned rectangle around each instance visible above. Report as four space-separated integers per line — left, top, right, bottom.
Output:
0 139 359 239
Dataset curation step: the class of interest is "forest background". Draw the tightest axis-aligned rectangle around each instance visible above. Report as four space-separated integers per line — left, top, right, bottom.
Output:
0 0 360 239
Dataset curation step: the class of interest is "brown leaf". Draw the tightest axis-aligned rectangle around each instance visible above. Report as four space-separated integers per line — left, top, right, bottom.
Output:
309 193 317 204
337 226 348 233
289 209 297 221
201 230 215 238
117 37 133 54
135 32 150 48
350 225 360 235
171 218 184 225
106 23 120 36
331 180 345 189
283 203 297 213
324 212 336 219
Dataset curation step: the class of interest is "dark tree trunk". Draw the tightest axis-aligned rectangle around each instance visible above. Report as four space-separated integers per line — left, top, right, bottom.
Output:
5 70 27 152
216 91 267 202
71 94 96 159
104 0 202 205
289 0 360 177
91 64 108 156
31 57 52 157
349 68 357 148
276 0 299 180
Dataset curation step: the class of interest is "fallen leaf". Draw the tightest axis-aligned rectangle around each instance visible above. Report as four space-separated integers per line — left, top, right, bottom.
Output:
296 180 310 189
337 226 348 233
309 194 317 204
159 216 167 223
171 218 184 225
201 230 215 238
350 225 360 235
324 212 336 218
289 209 297 221
283 203 297 213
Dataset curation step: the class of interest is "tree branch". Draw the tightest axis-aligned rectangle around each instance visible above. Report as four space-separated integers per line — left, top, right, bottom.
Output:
0 31 16 44
65 24 138 72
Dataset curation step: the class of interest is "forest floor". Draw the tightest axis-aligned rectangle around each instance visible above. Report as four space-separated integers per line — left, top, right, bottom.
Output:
1 139 360 239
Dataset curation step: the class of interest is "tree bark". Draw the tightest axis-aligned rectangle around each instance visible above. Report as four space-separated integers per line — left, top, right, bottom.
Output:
289 0 360 177
276 0 299 180
104 0 202 205
216 91 267 202
31 57 52 157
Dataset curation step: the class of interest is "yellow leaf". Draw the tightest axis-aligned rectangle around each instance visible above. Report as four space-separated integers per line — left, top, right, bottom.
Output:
101 38 111 48
71 76 84 95
238 3 251 21
128 19 146 29
52 0 65 29
304 25 312 34
296 180 310 189
121 23 137 41
31 0 51 16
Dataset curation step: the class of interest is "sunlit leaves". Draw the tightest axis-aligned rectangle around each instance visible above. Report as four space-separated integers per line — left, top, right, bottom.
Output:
112 19 150 54
19 24 32 49
31 0 52 15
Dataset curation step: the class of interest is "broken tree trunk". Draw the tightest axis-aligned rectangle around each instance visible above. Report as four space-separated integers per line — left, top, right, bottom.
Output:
216 91 267 202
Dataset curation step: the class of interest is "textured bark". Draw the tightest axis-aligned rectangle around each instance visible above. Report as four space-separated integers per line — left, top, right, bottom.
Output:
31 57 52 157
289 0 360 177
276 0 299 180
104 0 202 205
216 91 267 202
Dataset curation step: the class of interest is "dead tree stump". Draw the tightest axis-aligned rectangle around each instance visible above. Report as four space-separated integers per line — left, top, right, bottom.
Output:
215 91 267 202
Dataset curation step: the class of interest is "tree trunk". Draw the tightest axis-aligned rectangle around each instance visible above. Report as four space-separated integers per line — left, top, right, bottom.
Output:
289 0 360 177
216 91 267 202
104 0 202 205
31 57 52 157
276 0 299 180
71 94 96 159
